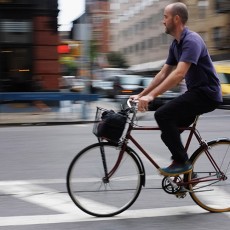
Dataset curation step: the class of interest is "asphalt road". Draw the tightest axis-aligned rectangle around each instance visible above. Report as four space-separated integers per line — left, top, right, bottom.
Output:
0 109 229 229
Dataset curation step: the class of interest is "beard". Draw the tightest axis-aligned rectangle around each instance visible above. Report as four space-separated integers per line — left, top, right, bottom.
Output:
164 23 174 35
165 27 170 34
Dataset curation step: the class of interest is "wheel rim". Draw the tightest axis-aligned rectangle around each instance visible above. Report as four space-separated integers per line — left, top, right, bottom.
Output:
189 141 230 212
67 143 142 217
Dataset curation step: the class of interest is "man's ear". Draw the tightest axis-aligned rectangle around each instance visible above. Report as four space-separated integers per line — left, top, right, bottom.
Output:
174 15 180 23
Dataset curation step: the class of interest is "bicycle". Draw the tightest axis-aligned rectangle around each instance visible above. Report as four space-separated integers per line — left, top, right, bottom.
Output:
66 101 230 217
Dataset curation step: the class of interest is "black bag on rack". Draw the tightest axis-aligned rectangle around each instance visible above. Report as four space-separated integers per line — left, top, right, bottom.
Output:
96 109 127 142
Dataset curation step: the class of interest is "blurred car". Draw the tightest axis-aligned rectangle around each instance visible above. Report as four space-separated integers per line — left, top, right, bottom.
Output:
214 61 230 109
221 95 230 109
70 79 85 92
61 76 75 89
93 74 143 99
113 74 144 99
114 75 182 110
61 76 85 92
91 79 114 98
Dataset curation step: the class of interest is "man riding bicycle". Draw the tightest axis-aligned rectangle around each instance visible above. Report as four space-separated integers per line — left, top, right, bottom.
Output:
130 2 222 176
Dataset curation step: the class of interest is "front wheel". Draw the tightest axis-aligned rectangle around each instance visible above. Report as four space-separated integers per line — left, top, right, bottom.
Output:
187 139 230 212
67 142 143 217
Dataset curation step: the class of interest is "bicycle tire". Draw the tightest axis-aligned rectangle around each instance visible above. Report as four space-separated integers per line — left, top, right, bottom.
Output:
66 142 144 217
187 138 230 212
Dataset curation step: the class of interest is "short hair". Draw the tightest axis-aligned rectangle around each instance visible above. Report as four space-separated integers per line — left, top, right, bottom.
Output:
171 2 188 24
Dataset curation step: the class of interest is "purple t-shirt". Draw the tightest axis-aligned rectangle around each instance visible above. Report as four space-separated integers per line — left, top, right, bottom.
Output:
166 27 222 102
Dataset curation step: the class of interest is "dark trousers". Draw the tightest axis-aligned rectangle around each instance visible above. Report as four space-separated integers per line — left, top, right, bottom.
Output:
154 90 219 163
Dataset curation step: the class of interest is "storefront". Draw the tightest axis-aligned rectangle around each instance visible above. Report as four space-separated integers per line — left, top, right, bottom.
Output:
0 0 60 92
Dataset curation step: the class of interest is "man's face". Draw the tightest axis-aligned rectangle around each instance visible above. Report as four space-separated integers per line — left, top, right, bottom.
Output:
163 7 175 35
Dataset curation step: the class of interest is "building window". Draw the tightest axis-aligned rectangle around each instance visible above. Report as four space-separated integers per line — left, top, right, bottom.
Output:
135 43 140 52
215 0 230 13
141 41 145 50
0 19 32 43
0 47 32 91
198 0 209 19
148 38 153 49
213 27 222 48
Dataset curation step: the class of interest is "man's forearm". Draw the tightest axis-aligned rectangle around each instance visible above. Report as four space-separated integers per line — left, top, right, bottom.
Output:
149 69 184 98
139 71 167 97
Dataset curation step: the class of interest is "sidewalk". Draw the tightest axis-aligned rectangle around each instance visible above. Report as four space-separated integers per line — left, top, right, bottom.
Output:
0 100 121 126
1 100 229 126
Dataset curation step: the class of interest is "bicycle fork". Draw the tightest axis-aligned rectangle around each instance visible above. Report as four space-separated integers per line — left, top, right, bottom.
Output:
99 143 110 184
99 141 127 184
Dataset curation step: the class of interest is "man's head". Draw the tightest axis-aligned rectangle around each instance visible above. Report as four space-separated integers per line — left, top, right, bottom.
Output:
163 2 188 35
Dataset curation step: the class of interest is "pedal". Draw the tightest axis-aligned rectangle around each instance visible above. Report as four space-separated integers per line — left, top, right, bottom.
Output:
175 192 187 198
175 187 187 198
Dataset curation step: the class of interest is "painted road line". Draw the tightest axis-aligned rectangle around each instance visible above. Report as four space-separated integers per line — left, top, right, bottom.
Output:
0 182 80 214
0 175 163 186
0 205 208 227
0 179 229 227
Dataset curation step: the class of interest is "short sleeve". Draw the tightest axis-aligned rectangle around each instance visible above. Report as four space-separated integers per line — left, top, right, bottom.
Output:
179 35 203 65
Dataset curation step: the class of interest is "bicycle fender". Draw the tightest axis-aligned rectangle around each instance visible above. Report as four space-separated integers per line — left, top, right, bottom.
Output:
126 146 146 187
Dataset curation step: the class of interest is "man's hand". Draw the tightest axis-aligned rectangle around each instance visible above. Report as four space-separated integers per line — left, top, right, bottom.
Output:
138 95 154 112
129 94 140 101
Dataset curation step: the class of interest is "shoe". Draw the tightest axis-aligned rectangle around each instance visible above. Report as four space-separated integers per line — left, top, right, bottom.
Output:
159 161 193 176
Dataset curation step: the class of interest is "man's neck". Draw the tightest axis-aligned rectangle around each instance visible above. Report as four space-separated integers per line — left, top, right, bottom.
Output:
174 25 185 42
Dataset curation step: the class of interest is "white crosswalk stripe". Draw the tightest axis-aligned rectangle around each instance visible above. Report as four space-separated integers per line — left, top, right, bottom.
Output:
0 206 207 227
0 179 229 227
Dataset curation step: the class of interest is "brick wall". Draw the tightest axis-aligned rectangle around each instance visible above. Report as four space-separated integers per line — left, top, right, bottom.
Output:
33 16 61 91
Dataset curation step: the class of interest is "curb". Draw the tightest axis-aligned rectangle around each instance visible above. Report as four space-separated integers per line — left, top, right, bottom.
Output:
0 120 96 127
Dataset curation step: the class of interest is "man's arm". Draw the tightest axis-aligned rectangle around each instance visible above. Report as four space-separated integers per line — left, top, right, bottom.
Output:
131 64 174 101
149 62 191 98
138 62 191 111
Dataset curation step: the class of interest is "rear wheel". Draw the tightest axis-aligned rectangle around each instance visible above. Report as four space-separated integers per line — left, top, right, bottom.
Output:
188 139 230 212
67 142 143 217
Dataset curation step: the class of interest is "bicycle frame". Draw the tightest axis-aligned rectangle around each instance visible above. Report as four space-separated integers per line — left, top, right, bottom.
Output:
103 114 200 179
129 118 226 186
67 106 230 216
103 112 225 188
123 115 202 170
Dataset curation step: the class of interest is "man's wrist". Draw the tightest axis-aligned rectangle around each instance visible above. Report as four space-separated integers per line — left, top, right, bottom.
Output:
147 93 155 101
138 93 142 98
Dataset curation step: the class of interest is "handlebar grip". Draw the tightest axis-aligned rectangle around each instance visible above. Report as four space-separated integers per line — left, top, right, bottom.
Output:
127 99 138 108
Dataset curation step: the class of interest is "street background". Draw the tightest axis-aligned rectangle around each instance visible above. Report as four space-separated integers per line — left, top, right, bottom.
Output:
0 101 229 229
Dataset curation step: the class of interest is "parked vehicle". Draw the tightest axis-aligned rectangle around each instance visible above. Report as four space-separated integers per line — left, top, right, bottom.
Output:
214 61 230 109
114 75 182 110
113 75 144 99
91 80 114 98
61 76 85 92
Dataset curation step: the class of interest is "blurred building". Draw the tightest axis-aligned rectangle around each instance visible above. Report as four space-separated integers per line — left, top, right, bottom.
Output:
110 0 170 70
185 0 229 60
0 0 60 92
109 0 230 72
85 0 110 54
70 0 110 69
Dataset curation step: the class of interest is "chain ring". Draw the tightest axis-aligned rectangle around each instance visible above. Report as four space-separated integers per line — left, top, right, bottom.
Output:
162 176 182 194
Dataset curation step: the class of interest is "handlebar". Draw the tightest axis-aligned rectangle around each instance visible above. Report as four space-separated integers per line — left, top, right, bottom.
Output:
127 99 138 109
